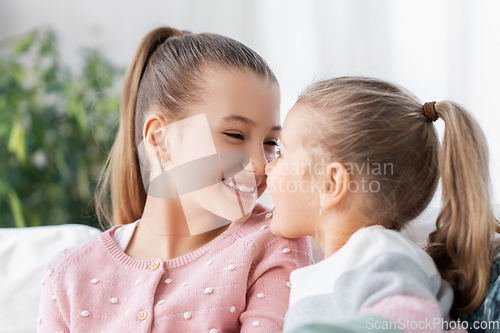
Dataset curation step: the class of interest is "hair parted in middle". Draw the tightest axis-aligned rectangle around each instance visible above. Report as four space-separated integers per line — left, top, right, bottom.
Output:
95 26 278 229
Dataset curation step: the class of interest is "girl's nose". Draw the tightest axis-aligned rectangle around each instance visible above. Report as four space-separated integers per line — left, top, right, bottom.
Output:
244 148 268 176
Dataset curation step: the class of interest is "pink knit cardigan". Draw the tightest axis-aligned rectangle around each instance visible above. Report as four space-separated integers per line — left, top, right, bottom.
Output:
36 204 312 333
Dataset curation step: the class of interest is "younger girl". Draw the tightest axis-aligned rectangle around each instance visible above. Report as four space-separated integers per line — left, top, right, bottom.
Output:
36 27 311 332
266 77 499 332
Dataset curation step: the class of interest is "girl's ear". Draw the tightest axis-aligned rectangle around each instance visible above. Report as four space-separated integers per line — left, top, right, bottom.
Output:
320 162 350 211
144 114 169 164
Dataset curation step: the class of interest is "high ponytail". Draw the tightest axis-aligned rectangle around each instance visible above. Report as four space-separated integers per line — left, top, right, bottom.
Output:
95 27 183 228
426 101 500 313
95 26 277 228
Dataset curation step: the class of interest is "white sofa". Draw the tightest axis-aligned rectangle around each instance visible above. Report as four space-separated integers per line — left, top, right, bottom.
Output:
0 224 102 333
1 205 498 333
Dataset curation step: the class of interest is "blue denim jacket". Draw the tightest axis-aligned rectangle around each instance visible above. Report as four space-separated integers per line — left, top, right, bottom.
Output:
459 248 500 332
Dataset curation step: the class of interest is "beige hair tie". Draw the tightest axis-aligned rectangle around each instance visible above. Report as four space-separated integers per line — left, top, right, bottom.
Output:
423 101 438 122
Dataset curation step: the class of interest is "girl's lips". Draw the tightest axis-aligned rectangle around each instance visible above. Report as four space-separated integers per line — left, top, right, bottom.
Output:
220 175 265 200
222 181 257 200
223 178 259 188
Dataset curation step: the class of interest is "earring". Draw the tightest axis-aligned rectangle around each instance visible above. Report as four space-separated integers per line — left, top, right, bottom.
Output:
161 158 165 169
319 208 323 216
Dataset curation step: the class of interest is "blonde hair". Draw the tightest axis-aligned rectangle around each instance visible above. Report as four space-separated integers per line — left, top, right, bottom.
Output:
297 76 500 313
94 27 276 229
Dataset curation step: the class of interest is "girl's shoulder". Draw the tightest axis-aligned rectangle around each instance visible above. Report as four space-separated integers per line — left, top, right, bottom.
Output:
346 226 437 268
43 228 110 279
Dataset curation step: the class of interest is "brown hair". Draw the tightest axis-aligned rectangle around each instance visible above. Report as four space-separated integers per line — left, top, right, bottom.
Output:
95 27 277 229
297 76 500 313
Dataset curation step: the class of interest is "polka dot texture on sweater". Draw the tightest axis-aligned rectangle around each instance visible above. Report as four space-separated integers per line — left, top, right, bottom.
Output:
36 204 313 332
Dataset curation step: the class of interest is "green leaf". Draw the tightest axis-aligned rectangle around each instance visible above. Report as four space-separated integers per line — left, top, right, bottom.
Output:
77 159 90 200
9 63 26 81
53 149 70 184
7 122 27 164
39 30 57 57
14 31 37 55
68 98 88 132
0 179 26 228
1 29 124 228
26 209 41 227
7 189 26 228
0 122 9 137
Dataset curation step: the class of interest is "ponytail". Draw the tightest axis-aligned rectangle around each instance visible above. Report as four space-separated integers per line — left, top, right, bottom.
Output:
95 27 183 228
94 26 276 228
426 101 500 313
296 77 499 313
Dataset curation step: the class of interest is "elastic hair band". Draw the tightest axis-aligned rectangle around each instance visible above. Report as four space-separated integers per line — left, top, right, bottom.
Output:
423 101 438 122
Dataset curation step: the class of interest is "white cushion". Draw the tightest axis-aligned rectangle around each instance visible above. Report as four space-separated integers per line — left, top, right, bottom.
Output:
0 224 101 333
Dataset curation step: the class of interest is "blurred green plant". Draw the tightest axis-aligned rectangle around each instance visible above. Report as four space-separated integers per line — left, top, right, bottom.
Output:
0 29 124 229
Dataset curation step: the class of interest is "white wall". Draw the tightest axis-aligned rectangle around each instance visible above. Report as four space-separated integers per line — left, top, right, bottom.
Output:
1 0 499 206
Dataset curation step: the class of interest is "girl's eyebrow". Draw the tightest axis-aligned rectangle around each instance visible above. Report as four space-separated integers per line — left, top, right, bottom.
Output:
223 115 255 126
222 115 281 131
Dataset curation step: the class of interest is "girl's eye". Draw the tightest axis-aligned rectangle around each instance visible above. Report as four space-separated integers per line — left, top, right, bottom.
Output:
225 133 244 140
264 140 280 157
265 140 279 146
264 141 281 157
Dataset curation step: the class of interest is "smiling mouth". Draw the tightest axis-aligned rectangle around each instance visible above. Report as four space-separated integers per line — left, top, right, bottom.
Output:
222 179 257 194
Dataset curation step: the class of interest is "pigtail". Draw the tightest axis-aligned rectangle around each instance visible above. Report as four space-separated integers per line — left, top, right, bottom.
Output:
426 101 500 313
95 27 183 228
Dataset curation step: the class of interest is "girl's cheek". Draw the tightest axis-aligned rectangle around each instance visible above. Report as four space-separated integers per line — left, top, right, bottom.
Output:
266 172 278 195
264 158 277 177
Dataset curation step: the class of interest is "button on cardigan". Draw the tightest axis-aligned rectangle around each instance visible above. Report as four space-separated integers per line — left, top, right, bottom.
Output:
36 204 312 332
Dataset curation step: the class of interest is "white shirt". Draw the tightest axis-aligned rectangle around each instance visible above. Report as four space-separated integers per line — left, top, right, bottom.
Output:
111 220 139 251
111 220 235 251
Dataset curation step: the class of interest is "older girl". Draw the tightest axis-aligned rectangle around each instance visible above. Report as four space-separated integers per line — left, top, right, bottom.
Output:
36 27 311 333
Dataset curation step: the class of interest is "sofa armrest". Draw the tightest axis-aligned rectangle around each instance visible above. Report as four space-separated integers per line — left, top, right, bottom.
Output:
0 224 102 333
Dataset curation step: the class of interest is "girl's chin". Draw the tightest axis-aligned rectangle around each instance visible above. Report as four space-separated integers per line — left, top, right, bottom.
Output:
269 214 303 239
269 222 284 237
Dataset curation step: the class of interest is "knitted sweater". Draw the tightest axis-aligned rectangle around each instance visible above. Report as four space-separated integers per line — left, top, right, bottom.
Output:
36 204 312 333
284 225 461 333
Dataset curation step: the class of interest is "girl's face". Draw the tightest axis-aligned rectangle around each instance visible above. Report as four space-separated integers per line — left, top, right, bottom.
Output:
166 69 281 228
265 105 319 238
